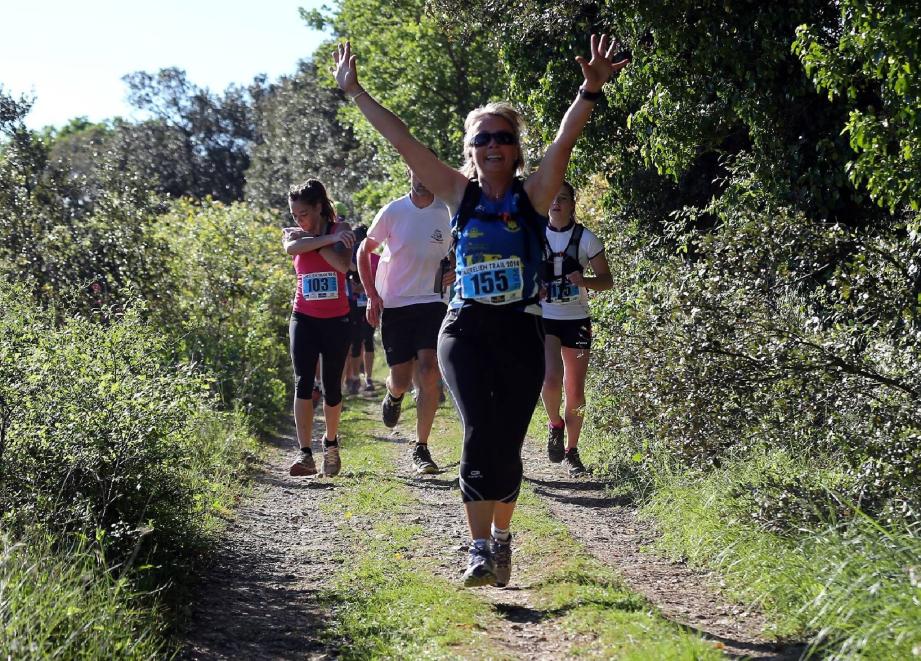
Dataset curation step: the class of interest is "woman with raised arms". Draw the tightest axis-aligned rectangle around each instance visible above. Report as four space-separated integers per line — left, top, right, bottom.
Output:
332 35 628 587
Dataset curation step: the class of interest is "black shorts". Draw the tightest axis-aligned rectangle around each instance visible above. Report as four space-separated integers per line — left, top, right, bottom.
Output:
542 317 592 350
350 306 375 357
380 302 447 366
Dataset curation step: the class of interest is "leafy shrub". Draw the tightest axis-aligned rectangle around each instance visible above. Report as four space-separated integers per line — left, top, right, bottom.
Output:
0 281 255 567
153 199 292 432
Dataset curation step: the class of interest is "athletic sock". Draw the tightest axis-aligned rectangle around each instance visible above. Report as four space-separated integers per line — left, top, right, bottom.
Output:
323 437 339 448
491 524 511 542
299 447 313 455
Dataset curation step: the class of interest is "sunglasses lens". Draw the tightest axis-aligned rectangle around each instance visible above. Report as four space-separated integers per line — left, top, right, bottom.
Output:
471 132 490 147
470 131 518 147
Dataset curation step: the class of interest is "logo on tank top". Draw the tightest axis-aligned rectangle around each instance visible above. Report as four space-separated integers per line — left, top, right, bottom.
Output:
431 229 444 243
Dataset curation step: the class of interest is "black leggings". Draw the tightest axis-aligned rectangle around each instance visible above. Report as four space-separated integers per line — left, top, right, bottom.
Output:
289 311 351 406
437 304 545 503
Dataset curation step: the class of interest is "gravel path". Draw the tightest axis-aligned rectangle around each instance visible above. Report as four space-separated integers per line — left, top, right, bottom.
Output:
179 404 805 660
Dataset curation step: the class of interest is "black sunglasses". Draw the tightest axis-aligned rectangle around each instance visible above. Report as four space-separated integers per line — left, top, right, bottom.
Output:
469 130 518 147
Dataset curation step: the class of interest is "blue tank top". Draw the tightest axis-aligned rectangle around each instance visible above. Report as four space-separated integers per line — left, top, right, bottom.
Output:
449 182 547 314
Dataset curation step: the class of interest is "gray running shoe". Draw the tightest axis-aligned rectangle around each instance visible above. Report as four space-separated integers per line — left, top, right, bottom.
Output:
381 391 403 428
289 448 317 476
363 380 375 393
323 440 341 477
547 424 565 463
412 443 438 475
490 533 513 588
462 541 496 588
562 447 587 477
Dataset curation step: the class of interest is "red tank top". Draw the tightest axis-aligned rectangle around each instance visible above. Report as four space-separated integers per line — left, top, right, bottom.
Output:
292 226 349 318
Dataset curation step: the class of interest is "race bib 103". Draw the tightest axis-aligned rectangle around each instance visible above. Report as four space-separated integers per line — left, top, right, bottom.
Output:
301 271 339 300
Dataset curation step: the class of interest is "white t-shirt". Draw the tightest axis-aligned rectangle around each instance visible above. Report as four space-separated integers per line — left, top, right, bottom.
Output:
540 223 605 320
367 194 452 308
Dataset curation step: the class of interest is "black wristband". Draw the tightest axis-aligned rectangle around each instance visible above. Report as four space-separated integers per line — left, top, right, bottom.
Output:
578 87 603 102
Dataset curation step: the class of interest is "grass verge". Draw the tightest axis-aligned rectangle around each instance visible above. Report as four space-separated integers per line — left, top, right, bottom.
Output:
0 534 165 659
644 451 921 659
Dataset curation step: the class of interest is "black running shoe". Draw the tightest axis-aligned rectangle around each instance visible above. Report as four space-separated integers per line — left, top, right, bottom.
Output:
490 533 513 587
381 390 403 428
562 447 587 477
547 424 565 463
462 541 496 588
412 443 438 475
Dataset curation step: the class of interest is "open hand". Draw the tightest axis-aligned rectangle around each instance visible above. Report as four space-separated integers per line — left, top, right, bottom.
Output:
332 41 361 96
575 33 630 92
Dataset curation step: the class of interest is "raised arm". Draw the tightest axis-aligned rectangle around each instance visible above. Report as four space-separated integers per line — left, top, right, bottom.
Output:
333 41 468 211
524 34 630 215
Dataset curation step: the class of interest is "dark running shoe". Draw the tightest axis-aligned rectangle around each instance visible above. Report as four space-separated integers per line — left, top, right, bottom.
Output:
490 533 513 588
562 447 587 477
462 541 496 588
381 390 403 428
289 448 317 477
322 439 341 477
547 424 565 463
412 443 438 475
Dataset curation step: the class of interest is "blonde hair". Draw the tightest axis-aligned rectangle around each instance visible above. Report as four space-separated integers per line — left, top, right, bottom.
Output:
460 102 527 179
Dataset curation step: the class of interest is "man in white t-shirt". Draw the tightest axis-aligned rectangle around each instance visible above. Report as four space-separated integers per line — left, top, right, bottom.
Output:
357 167 453 474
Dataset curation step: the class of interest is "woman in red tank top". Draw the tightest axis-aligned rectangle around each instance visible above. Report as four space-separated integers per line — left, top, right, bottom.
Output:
283 179 356 478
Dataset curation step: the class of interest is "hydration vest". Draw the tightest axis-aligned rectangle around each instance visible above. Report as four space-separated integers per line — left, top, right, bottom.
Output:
451 178 549 306
541 223 584 302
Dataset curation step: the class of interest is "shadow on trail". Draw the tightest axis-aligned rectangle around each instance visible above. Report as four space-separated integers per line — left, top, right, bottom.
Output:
180 541 341 660
673 622 810 661
523 474 634 509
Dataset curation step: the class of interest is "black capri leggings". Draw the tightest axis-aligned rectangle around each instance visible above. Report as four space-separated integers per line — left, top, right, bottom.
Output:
350 306 375 357
289 311 351 407
437 304 545 503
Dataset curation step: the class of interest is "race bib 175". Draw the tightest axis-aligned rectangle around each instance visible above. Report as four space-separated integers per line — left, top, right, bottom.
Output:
549 279 580 303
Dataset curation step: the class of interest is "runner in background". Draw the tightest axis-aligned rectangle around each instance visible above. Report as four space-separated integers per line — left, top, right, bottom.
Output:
540 182 612 476
357 166 453 475
344 225 379 394
284 179 355 478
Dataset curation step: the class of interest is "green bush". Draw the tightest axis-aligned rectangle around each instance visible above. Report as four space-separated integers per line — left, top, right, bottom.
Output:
154 199 292 432
0 281 255 567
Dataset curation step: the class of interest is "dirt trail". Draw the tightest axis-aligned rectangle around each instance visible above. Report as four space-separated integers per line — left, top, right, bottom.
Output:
181 424 346 660
180 405 805 660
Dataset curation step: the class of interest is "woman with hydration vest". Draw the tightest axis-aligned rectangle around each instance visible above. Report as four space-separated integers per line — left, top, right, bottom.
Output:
332 34 629 588
540 181 612 477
